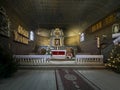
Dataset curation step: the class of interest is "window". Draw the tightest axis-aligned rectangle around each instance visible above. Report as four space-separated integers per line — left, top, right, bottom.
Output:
30 31 34 41
80 33 85 42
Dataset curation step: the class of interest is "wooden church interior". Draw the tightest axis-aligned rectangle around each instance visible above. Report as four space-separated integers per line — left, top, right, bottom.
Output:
0 0 120 68
1 1 120 90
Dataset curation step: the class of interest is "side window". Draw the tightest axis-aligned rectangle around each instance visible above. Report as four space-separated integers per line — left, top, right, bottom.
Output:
30 31 34 41
80 33 85 42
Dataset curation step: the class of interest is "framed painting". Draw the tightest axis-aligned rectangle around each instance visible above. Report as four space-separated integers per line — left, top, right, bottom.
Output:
55 39 60 46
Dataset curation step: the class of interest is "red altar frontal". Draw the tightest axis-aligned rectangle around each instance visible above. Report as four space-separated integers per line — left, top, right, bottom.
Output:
51 50 66 59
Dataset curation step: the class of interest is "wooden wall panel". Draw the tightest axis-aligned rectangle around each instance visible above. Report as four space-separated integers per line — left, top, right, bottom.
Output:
64 35 80 46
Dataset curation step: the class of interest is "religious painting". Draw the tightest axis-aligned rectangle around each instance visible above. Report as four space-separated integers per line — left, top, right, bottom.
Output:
112 24 120 34
112 23 120 45
55 39 60 46
0 7 10 37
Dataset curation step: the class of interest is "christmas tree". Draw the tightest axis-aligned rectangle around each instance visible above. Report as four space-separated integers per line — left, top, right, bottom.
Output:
105 44 120 73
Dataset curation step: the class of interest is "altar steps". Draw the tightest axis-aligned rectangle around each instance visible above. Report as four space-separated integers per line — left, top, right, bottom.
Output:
18 63 105 70
50 57 76 61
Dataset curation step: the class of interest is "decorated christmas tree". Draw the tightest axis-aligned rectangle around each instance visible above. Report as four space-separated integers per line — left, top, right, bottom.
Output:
105 44 120 73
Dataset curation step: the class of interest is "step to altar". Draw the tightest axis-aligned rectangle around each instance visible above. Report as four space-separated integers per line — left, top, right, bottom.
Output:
50 61 75 64
18 61 105 69
50 59 75 61
19 65 105 69
50 57 75 61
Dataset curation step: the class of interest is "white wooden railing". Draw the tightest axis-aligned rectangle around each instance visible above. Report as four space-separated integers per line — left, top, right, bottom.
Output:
13 54 103 65
13 55 51 65
75 55 103 64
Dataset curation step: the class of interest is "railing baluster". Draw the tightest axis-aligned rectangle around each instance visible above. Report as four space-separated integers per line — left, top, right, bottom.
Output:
13 55 103 65
13 55 51 65
75 55 103 64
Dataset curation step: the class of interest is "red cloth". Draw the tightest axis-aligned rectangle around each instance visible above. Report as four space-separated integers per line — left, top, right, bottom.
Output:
52 51 65 55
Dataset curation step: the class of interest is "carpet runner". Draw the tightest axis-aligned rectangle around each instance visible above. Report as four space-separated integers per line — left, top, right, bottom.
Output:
55 69 100 90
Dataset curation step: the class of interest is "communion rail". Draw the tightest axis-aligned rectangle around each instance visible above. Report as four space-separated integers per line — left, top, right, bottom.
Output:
13 55 51 65
75 55 103 64
13 55 103 66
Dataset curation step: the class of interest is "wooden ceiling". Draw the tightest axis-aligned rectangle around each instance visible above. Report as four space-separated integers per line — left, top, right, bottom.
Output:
1 0 120 30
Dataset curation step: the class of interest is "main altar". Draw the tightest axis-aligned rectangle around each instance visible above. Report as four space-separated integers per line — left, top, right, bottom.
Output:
50 28 64 48
50 28 66 59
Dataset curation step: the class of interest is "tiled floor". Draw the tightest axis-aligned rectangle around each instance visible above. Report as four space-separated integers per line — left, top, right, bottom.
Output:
0 69 120 90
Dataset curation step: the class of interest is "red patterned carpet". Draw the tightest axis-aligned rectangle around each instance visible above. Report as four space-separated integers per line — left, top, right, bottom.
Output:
55 69 100 90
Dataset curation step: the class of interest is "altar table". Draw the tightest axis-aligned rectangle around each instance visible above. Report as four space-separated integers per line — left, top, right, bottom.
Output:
51 50 66 59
